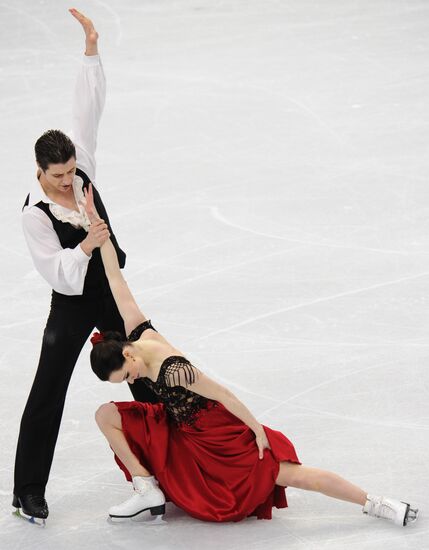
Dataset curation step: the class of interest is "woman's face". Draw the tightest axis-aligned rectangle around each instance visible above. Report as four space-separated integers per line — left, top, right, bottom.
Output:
108 345 145 384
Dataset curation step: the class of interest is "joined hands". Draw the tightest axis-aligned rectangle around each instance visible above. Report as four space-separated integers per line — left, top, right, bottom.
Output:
80 184 110 255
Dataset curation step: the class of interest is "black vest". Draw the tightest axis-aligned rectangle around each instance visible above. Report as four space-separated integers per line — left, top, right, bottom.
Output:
23 167 126 300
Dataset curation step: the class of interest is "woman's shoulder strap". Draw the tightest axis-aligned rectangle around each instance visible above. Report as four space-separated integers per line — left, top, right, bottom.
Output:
127 320 157 341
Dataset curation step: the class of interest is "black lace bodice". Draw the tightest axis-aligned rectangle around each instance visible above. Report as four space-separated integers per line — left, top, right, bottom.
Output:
126 323 215 426
143 356 215 426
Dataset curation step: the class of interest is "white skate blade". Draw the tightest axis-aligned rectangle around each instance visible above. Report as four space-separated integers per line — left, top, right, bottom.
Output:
405 506 419 525
108 510 166 525
12 508 46 527
108 515 129 524
132 512 166 525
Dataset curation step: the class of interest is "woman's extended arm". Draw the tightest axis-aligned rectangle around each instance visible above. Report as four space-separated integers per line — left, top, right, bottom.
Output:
100 239 147 335
167 364 271 459
69 9 105 185
83 185 147 335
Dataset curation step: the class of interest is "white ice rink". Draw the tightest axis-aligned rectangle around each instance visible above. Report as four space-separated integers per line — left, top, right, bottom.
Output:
1 1 428 548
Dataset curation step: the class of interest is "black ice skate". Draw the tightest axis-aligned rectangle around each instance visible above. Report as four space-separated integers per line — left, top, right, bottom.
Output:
12 494 49 526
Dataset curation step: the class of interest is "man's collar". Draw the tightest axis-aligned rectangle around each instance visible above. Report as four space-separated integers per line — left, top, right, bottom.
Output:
26 172 83 208
26 172 53 207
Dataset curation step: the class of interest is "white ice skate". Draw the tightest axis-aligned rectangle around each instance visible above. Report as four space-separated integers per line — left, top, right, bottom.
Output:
363 494 418 526
109 476 166 522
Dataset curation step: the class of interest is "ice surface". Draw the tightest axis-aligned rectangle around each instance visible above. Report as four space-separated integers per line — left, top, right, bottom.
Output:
0 1 428 549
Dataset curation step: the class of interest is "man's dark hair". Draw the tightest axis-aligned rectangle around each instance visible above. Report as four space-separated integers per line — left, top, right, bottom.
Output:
35 130 76 171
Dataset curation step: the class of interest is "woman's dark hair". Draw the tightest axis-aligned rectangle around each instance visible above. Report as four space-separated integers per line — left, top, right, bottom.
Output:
35 129 76 171
90 331 127 381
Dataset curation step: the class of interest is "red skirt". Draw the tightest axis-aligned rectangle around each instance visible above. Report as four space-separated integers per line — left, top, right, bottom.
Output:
113 401 300 522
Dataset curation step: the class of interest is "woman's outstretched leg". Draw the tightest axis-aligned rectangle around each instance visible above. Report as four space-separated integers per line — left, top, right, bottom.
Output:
276 461 418 526
276 462 367 505
95 402 166 520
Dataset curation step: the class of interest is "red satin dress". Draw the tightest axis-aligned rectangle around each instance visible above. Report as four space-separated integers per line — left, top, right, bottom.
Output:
112 348 300 522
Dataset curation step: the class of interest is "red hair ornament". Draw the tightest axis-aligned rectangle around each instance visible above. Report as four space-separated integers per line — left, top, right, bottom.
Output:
90 332 104 346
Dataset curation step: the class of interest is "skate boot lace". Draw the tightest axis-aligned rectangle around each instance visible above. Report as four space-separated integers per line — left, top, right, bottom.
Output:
133 477 157 495
368 497 396 520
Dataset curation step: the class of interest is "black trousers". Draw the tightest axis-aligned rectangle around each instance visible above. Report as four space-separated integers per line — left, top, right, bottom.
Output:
13 291 158 497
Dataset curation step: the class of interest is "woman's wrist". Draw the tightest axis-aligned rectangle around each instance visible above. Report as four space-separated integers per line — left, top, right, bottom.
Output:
85 43 98 56
252 423 264 436
80 237 94 257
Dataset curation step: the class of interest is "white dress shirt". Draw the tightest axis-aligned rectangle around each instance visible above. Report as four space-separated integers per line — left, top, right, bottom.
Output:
22 54 106 296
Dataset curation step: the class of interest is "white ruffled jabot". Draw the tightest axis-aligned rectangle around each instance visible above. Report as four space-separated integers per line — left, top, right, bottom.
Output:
49 175 91 231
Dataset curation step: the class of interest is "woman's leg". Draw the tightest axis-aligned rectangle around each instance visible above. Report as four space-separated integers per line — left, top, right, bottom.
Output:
95 403 150 478
96 403 166 518
276 462 367 506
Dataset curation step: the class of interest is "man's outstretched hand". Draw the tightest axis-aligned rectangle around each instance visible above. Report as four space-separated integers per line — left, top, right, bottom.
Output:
69 8 99 56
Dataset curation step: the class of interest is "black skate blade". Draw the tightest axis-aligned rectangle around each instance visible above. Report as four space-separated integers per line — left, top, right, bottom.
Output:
13 508 46 527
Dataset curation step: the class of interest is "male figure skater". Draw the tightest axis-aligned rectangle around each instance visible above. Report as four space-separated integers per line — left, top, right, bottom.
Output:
13 9 157 524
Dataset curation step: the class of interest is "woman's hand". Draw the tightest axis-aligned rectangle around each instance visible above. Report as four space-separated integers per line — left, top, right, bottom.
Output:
69 8 99 56
81 183 99 224
80 183 108 255
254 425 271 459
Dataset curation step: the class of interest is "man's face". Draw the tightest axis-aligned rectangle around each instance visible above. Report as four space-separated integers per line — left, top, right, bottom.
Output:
39 157 77 194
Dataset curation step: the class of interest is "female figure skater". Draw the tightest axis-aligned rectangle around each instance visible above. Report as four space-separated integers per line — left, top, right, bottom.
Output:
83 185 418 526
